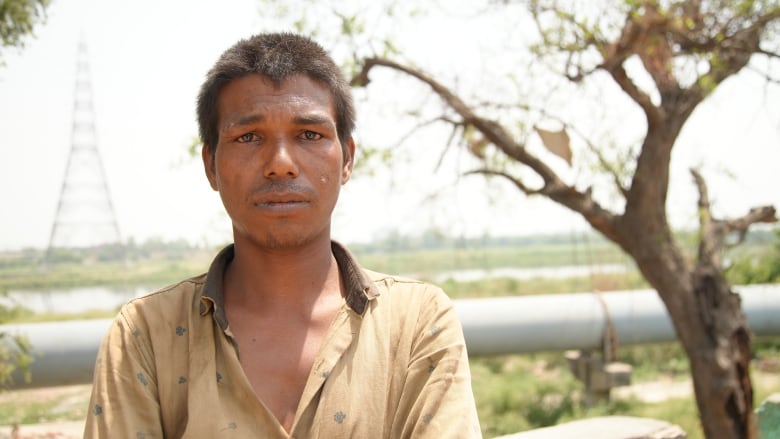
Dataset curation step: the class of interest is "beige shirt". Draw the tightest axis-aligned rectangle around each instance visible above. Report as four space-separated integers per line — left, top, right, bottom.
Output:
84 242 482 438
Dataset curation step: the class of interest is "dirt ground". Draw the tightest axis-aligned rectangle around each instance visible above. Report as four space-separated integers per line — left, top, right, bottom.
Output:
0 421 83 439
0 384 88 439
0 371 777 438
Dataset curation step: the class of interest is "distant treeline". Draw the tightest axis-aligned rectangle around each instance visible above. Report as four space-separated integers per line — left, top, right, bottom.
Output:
347 227 778 254
0 227 777 291
1 227 777 264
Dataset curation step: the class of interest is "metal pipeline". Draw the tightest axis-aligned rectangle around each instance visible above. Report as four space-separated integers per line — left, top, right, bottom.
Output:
2 284 779 389
455 284 780 356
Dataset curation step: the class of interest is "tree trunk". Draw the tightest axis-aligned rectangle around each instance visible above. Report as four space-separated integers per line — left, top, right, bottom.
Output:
624 232 756 439
682 268 755 439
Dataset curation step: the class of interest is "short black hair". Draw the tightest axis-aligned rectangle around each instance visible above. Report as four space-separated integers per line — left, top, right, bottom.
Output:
196 33 356 157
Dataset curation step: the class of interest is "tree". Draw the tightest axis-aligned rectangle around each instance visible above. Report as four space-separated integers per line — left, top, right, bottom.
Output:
0 0 49 385
0 0 50 63
265 1 779 437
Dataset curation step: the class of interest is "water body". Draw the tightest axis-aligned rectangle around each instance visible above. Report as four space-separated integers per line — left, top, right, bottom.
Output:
6 264 630 314
3 286 149 314
426 263 629 284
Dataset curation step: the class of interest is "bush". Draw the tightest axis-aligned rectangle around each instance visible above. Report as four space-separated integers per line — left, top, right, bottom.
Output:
0 292 34 387
726 229 780 284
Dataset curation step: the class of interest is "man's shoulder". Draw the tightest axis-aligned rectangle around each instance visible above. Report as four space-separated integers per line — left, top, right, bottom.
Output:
361 268 424 285
361 268 449 301
123 272 208 314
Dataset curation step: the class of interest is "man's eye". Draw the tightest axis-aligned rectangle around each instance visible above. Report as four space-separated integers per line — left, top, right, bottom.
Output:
237 133 256 143
301 131 322 141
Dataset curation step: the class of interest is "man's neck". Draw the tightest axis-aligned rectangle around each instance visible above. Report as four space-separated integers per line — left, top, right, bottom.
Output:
224 234 342 312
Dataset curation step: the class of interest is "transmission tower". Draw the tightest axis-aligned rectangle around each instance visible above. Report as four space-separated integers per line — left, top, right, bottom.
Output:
45 38 122 258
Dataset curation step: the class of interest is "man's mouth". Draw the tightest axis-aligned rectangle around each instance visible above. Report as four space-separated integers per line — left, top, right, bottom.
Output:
252 192 310 211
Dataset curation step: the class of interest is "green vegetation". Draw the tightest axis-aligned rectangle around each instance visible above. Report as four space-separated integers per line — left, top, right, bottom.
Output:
0 239 213 291
0 0 50 63
1 344 777 437
353 232 632 276
0 384 90 425
472 338 780 438
0 230 778 435
726 229 780 285
2 228 776 292
438 272 650 299
0 300 33 388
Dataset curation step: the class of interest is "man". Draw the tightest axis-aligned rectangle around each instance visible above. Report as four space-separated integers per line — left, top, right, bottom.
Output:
84 32 481 438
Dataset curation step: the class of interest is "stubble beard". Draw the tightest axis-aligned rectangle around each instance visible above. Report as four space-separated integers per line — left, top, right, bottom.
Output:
237 219 331 251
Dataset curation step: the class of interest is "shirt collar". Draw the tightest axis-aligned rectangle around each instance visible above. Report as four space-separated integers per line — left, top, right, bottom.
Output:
199 241 379 329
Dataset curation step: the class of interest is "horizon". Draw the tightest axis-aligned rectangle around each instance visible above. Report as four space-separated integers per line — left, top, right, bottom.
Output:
1 0 778 252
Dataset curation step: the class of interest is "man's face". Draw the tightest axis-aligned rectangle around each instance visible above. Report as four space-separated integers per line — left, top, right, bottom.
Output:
203 74 354 249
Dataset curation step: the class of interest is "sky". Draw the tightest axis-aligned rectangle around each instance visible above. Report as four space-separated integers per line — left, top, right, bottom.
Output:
0 0 778 251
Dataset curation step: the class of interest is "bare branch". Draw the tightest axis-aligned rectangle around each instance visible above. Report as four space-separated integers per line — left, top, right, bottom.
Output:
473 99 631 197
604 63 662 128
723 206 778 246
756 48 780 60
692 168 778 268
465 168 538 195
746 64 780 85
434 121 463 172
527 4 606 83
389 115 447 153
353 56 620 240
693 167 726 267
353 57 555 181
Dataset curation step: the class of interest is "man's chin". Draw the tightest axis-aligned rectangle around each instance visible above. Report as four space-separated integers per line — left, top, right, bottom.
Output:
242 229 327 250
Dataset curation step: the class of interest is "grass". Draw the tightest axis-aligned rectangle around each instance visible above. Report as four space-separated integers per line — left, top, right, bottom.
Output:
437 271 649 299
2 354 777 438
354 242 630 277
0 241 778 437
471 345 780 438
0 259 206 291
0 384 91 425
0 247 213 292
1 309 116 324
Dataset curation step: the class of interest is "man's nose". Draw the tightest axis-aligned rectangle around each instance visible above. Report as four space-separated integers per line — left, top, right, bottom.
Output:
262 137 299 178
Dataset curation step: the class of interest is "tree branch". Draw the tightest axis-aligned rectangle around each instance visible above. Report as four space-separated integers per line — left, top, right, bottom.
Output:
465 168 537 195
745 65 780 86
473 99 632 197
723 207 779 246
756 48 780 60
352 56 620 240
603 63 663 128
353 57 554 181
692 168 778 269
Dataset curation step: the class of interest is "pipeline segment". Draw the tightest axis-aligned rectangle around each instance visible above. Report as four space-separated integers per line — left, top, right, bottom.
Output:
2 284 779 389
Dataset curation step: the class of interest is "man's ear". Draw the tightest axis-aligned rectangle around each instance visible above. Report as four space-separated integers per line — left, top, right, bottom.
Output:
341 137 356 184
202 144 218 191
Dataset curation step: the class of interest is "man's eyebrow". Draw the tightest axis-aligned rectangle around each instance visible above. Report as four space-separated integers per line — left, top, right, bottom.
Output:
222 113 335 131
233 114 265 127
294 113 334 127
220 114 265 133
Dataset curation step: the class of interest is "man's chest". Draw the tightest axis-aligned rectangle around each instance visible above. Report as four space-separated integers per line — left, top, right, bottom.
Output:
244 331 322 415
161 304 406 438
229 309 340 429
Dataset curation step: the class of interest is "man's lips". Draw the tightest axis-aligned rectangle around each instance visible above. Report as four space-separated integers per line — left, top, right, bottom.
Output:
248 182 315 211
254 194 308 204
255 200 308 210
250 190 312 211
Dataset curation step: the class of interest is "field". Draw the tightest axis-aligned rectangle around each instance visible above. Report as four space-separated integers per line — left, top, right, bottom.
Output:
0 234 778 437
